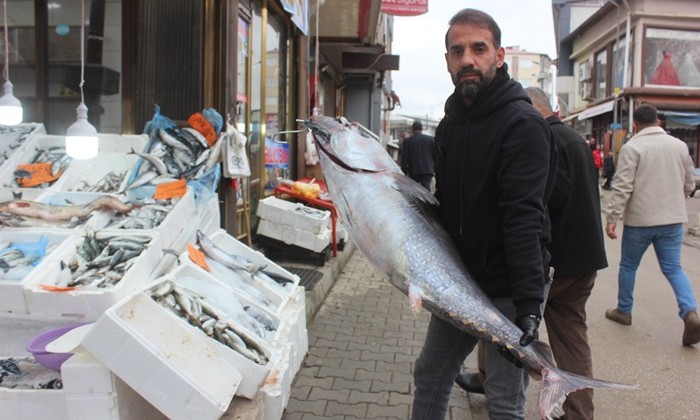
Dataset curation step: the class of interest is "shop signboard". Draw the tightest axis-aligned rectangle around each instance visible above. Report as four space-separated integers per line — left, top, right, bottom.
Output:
380 0 428 17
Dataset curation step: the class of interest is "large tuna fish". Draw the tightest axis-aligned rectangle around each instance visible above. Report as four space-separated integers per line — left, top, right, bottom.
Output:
306 115 637 419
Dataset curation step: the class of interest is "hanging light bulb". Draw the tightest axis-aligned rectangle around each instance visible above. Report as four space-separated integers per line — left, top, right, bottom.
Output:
0 0 22 125
66 0 98 159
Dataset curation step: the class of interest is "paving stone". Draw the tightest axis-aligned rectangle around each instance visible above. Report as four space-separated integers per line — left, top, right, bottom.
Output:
325 401 368 418
332 378 372 393
388 391 414 406
370 378 410 393
339 357 376 371
285 398 327 416
307 387 350 403
366 402 410 419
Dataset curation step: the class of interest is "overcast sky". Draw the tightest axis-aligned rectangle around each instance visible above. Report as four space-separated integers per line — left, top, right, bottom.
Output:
391 1 558 121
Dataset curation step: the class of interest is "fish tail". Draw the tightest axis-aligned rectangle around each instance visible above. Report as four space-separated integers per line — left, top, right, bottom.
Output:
538 367 639 419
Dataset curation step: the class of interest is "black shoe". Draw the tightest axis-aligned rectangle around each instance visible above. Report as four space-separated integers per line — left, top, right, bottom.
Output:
454 372 485 394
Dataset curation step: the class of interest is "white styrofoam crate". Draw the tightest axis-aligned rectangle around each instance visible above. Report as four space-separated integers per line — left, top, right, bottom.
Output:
24 231 162 321
0 229 74 315
0 123 46 171
259 342 295 420
0 387 68 420
257 218 331 253
142 274 277 399
257 196 330 234
196 194 221 237
35 191 131 231
166 264 283 346
0 134 71 192
100 187 196 249
62 351 165 420
0 186 44 203
276 288 308 373
57 152 141 194
81 292 242 420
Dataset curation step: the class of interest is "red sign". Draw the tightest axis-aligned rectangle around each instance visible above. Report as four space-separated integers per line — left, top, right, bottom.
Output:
380 0 428 16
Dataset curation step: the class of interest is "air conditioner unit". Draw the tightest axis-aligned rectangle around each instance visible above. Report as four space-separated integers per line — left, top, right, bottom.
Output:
581 82 593 101
579 62 591 81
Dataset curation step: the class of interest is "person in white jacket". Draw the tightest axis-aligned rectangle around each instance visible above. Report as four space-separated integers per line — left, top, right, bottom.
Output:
604 103 699 346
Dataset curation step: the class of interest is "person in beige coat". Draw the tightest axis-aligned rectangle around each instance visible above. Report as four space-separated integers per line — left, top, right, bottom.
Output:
604 104 700 346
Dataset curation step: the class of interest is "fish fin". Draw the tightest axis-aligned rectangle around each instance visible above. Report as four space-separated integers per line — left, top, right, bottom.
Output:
538 366 639 420
12 191 22 200
390 172 439 207
407 284 424 316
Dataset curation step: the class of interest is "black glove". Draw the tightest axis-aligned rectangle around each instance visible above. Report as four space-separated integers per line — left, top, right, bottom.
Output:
515 314 540 346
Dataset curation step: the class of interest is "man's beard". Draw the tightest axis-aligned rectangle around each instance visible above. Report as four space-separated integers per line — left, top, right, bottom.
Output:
453 62 497 99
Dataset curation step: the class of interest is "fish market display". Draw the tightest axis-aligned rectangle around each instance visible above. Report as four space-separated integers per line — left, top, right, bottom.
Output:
306 115 638 419
0 125 37 166
103 197 178 229
121 126 222 191
0 358 62 390
70 170 128 193
7 146 72 188
52 232 153 289
0 236 59 281
148 280 271 365
0 196 132 228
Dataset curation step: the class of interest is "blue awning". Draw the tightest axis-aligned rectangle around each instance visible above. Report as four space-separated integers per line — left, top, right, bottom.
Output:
659 111 700 126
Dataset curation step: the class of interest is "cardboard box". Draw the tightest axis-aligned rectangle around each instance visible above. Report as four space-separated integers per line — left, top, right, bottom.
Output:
81 292 242 420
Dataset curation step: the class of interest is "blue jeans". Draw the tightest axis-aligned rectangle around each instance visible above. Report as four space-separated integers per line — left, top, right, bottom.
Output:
618 224 698 319
412 297 529 420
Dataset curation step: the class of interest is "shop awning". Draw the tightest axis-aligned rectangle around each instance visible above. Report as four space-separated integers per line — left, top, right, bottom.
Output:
659 110 700 126
562 112 580 122
578 100 616 120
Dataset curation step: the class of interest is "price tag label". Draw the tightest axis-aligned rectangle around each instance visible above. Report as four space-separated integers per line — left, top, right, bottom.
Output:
154 178 187 200
188 112 217 146
187 243 210 271
16 163 61 187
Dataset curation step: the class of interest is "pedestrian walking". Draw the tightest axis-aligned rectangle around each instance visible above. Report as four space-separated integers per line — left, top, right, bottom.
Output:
603 150 615 190
400 120 435 191
604 103 700 346
412 8 556 420
455 87 608 420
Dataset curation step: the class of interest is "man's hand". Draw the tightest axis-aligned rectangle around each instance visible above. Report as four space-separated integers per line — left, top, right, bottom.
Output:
515 314 540 346
606 222 617 239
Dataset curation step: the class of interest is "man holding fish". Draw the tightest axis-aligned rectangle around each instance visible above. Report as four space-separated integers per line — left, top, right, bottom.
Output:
411 9 557 419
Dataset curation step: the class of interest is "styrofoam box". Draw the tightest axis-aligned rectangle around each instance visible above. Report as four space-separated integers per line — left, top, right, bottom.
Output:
35 191 131 231
24 231 163 321
0 387 68 420
142 275 277 399
0 134 71 192
257 218 331 253
259 342 295 420
196 194 222 237
276 288 308 374
101 187 197 249
0 123 46 171
0 186 44 202
0 229 74 315
257 196 330 234
166 264 283 347
62 351 166 420
57 152 141 194
81 292 242 420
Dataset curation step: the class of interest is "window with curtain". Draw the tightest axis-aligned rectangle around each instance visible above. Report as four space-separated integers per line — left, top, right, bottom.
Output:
594 49 607 99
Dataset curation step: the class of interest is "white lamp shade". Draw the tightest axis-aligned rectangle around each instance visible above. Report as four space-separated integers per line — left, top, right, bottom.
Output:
66 102 99 159
0 81 23 125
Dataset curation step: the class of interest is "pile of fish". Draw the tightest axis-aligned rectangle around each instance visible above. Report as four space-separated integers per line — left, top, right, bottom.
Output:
122 126 222 191
194 230 293 312
70 170 128 193
54 232 152 289
0 125 36 167
7 146 72 188
148 280 271 365
0 358 62 390
0 236 59 281
306 115 638 420
0 195 132 228
103 197 179 230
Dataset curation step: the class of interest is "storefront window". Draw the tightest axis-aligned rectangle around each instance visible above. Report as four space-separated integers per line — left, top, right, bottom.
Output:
594 49 607 99
644 28 700 88
2 1 35 122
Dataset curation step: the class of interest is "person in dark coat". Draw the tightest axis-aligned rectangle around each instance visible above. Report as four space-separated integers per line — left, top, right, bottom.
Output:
400 120 435 191
411 8 557 420
603 151 615 190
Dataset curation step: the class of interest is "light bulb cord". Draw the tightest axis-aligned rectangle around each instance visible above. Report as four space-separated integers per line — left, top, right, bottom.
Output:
79 0 86 105
3 0 9 83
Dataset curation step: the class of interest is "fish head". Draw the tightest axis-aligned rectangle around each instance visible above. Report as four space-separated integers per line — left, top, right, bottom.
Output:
307 115 400 173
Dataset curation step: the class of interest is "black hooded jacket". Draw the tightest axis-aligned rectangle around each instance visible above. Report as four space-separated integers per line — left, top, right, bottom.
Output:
434 65 557 318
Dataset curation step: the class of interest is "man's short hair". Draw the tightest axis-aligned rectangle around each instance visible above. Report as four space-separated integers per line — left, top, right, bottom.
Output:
412 120 423 131
633 104 658 126
446 9 502 50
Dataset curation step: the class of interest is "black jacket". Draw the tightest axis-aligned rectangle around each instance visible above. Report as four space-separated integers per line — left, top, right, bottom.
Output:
546 115 608 276
401 132 436 178
434 65 557 318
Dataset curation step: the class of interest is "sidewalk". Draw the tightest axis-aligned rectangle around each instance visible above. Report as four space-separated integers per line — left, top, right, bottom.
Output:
281 191 700 419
